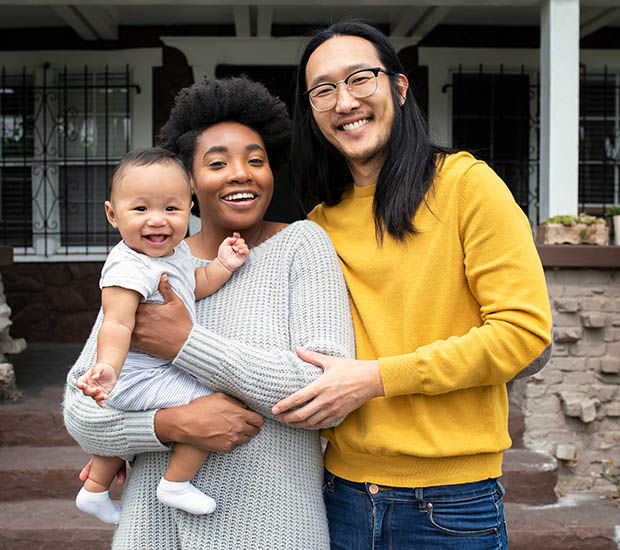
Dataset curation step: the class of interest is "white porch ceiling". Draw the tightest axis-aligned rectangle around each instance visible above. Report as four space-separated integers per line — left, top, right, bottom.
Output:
0 1 618 41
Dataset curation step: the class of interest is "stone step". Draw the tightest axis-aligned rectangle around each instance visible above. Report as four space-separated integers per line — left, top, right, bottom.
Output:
0 499 115 550
501 448 559 504
0 494 616 550
0 446 123 501
505 493 620 550
0 386 75 446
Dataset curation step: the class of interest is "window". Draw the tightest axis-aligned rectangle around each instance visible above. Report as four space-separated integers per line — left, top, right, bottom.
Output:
579 69 620 213
449 66 620 223
0 65 138 259
450 69 539 223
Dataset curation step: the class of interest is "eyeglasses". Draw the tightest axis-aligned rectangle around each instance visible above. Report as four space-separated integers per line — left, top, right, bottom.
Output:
304 67 395 112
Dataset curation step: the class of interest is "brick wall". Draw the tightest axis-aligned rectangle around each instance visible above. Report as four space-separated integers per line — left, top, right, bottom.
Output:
2 262 102 342
524 268 620 495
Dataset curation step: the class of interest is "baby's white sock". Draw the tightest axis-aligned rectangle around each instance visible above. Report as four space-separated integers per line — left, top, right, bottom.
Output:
75 487 121 524
156 478 216 515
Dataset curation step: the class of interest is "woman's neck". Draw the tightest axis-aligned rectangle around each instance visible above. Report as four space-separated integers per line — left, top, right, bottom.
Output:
186 220 287 259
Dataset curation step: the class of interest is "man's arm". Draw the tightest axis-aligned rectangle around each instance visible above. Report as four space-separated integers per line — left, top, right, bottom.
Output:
274 162 552 428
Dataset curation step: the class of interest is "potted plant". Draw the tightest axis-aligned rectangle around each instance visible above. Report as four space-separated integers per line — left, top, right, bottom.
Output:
605 205 620 245
536 213 609 245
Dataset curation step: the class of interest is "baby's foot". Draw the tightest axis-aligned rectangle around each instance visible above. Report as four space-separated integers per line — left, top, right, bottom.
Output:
157 478 216 515
75 487 121 524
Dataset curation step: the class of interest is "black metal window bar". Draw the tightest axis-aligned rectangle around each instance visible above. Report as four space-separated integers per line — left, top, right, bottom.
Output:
0 63 139 258
579 66 620 214
446 64 620 224
445 64 540 224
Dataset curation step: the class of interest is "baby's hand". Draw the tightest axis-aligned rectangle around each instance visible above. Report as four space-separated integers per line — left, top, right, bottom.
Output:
76 362 118 408
217 232 250 271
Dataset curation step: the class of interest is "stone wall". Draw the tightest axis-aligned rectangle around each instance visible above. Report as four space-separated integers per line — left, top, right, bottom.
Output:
523 268 620 495
0 273 27 400
2 262 102 342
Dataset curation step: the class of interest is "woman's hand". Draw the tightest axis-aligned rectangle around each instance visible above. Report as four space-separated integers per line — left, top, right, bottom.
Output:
131 274 193 359
155 393 264 452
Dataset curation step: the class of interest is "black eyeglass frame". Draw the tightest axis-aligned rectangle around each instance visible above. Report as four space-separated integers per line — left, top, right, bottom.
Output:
304 67 396 112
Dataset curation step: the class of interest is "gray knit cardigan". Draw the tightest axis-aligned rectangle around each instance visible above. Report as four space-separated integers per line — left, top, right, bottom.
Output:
63 220 355 549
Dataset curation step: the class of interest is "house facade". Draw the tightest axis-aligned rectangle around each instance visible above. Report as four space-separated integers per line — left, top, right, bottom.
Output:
0 0 618 269
1 0 620 497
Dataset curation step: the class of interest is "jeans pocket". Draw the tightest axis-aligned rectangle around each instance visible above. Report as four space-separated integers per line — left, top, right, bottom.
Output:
426 491 502 537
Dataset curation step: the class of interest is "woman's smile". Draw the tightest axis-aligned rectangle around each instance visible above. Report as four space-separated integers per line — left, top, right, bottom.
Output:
192 121 274 235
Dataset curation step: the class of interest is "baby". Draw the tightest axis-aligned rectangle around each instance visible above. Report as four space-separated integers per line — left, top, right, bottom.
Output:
75 147 249 523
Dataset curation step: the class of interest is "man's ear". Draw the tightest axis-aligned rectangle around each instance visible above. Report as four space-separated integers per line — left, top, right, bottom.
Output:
395 73 409 106
189 175 196 195
104 200 118 228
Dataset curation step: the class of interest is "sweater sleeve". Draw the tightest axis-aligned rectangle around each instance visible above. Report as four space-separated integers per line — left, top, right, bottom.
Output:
379 161 553 397
173 223 356 419
62 311 169 456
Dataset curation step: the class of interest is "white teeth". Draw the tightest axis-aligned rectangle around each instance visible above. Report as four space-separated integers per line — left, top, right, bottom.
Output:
223 192 256 201
342 119 370 131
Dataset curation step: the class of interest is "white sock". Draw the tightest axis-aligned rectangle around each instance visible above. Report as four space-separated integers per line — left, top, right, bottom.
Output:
75 486 121 524
156 478 216 515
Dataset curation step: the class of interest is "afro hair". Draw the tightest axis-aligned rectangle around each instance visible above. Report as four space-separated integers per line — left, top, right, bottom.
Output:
157 76 292 177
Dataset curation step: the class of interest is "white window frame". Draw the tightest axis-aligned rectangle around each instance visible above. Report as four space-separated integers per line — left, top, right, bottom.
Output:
0 49 159 262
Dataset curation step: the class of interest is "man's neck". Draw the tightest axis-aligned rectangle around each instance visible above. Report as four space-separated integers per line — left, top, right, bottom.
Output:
349 158 383 188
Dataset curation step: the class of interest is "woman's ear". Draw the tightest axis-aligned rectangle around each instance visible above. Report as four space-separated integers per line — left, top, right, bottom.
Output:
395 73 409 106
104 200 118 228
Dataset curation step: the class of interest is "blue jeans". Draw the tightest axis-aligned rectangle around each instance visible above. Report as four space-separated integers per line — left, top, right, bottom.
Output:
324 471 508 550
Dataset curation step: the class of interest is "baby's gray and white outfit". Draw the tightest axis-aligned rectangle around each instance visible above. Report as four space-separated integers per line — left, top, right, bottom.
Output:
102 240 212 411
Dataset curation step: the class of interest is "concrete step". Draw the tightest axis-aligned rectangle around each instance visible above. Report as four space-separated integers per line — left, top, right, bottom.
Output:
501 448 559 504
0 446 123 501
0 499 115 550
0 494 616 550
505 493 620 550
0 385 75 446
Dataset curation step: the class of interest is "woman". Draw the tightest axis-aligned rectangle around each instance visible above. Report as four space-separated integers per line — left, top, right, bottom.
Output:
63 76 355 549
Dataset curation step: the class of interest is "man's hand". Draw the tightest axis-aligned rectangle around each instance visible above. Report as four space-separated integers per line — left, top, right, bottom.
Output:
271 347 385 429
155 393 264 452
131 274 192 359
79 457 127 485
76 362 118 408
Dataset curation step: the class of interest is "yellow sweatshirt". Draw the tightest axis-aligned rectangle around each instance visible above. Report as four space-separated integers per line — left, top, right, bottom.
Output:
309 152 552 488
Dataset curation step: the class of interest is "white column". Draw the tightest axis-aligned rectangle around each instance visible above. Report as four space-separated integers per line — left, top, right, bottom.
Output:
539 0 580 219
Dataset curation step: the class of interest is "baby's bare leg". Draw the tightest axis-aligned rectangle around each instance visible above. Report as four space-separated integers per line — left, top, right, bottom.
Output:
165 443 209 481
85 455 125 492
157 443 216 514
76 455 123 524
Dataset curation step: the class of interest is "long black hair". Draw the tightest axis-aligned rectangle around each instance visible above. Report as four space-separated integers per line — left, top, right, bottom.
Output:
291 20 446 241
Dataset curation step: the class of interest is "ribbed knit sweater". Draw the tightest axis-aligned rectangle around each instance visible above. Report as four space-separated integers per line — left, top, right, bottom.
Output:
63 220 355 549
309 152 552 488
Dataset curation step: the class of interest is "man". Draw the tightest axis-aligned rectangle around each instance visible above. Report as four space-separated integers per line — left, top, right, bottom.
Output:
272 20 552 549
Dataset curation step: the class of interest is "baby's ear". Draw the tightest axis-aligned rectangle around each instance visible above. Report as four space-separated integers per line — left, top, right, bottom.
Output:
104 200 118 228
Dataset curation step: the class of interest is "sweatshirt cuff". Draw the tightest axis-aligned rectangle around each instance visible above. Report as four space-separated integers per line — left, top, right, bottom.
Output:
378 354 424 398
173 324 229 380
